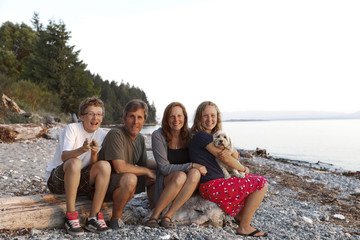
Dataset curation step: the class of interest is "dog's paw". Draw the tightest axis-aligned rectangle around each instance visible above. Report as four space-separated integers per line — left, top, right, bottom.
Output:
234 170 246 179
224 172 231 180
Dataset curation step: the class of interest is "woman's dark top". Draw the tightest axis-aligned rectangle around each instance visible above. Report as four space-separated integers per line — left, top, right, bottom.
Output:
189 131 224 183
168 148 190 165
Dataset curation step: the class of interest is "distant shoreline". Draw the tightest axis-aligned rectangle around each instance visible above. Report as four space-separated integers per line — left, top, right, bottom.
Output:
223 117 360 122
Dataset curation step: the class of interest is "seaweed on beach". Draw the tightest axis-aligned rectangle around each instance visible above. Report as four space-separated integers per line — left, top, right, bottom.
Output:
243 158 360 233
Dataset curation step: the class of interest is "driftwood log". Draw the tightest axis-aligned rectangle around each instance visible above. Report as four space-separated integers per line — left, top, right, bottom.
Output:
1 94 25 114
0 124 47 143
0 192 224 230
0 194 113 230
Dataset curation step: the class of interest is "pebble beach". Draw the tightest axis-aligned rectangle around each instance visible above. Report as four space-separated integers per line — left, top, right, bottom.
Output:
0 137 359 240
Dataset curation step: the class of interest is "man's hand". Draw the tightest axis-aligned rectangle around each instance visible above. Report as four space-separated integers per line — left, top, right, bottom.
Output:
147 169 156 181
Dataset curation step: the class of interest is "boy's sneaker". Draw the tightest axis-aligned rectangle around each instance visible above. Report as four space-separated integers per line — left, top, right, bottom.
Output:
85 212 112 233
110 218 125 230
64 211 84 236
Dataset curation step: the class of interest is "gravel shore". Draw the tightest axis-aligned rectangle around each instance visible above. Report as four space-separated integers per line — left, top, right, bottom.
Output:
0 138 359 240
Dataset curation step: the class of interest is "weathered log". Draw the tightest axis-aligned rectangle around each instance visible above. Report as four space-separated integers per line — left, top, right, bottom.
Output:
0 124 47 143
1 94 25 114
0 192 225 230
0 194 113 230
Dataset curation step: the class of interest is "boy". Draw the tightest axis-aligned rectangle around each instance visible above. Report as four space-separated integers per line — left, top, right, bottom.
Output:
45 97 111 236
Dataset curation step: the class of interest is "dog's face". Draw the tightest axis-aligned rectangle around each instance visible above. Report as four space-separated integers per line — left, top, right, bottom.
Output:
213 130 233 150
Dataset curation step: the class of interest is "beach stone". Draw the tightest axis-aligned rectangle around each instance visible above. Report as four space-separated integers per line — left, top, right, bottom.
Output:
333 214 345 220
1 138 360 239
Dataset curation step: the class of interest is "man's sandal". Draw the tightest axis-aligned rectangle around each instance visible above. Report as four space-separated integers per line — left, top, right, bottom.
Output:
144 218 159 228
160 216 175 228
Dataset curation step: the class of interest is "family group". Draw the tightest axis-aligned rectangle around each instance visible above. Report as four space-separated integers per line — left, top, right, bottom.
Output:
45 97 268 238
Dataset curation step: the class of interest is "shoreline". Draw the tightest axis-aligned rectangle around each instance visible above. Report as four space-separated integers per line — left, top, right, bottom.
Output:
0 138 359 239
240 147 360 177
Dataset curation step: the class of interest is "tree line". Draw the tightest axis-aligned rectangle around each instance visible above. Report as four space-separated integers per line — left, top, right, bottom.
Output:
0 13 156 124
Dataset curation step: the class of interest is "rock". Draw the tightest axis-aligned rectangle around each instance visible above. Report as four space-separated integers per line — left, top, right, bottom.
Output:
171 193 225 226
46 116 55 125
71 113 78 123
302 216 313 224
333 214 345 220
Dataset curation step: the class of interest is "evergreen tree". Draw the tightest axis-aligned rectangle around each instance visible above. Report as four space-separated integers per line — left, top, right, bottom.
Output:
0 21 36 77
22 15 99 113
0 14 156 123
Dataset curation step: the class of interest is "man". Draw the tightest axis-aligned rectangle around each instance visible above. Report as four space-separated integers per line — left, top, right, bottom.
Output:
98 99 156 230
45 97 112 236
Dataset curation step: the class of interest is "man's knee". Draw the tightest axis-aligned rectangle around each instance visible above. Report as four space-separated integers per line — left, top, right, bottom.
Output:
120 173 138 191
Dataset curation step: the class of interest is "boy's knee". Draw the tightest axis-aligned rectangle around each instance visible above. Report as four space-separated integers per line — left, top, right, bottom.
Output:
95 161 111 174
63 158 82 172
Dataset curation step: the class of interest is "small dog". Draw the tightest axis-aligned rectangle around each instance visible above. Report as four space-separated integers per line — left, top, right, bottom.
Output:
213 130 245 179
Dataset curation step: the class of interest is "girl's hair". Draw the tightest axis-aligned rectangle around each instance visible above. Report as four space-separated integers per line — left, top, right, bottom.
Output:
161 102 190 147
79 96 105 116
190 101 222 136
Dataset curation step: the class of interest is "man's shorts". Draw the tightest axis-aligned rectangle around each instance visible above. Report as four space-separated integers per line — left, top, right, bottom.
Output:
47 162 94 196
104 172 146 202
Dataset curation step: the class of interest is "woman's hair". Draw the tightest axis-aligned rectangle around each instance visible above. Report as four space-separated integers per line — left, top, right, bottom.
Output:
123 99 148 120
79 96 105 116
161 102 190 147
190 101 222 136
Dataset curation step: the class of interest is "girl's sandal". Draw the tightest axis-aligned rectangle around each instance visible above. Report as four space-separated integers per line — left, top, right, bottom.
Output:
160 216 175 228
144 218 159 228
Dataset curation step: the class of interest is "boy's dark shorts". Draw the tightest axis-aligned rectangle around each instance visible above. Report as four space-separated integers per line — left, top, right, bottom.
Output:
47 163 94 197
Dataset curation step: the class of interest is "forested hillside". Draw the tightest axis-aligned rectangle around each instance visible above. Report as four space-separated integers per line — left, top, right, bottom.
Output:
0 13 156 124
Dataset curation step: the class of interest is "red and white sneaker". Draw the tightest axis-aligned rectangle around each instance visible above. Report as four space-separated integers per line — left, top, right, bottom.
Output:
64 211 84 236
85 212 112 233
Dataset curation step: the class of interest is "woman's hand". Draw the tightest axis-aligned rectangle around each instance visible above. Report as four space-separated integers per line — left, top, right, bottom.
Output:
193 163 207 176
232 149 240 160
217 149 231 161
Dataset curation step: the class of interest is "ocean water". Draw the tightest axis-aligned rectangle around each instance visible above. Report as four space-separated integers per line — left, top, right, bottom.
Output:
141 119 360 172
222 119 360 172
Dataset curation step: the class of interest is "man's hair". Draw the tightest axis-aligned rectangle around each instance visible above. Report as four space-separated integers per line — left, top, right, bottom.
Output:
78 96 105 116
123 99 148 120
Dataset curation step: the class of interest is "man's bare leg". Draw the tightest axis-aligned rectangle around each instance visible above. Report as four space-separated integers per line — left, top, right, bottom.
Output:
111 173 138 220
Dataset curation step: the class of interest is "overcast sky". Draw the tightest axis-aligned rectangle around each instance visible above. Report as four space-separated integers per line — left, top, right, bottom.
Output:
1 0 359 118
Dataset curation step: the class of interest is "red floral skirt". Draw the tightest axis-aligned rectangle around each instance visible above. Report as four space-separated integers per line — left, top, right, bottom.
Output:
199 174 267 217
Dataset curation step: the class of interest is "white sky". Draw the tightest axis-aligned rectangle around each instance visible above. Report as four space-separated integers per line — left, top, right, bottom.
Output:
1 0 359 118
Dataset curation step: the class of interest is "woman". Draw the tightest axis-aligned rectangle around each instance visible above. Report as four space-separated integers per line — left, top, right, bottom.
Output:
189 101 268 237
145 102 207 228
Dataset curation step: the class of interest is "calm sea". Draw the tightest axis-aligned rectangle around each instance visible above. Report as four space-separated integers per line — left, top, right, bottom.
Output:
141 119 360 172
